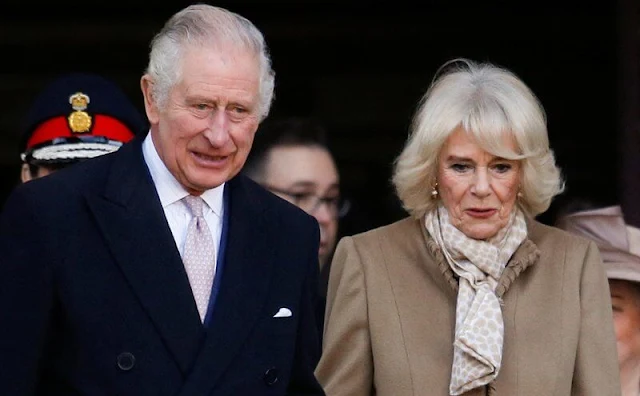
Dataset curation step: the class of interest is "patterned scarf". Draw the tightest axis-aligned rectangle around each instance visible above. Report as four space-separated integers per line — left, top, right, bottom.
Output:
425 204 527 395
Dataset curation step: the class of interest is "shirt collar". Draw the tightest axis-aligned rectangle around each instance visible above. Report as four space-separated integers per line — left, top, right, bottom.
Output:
142 132 224 217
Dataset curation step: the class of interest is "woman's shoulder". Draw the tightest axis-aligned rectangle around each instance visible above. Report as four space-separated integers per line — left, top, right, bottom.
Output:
334 216 430 272
335 216 430 262
528 218 594 253
348 216 422 244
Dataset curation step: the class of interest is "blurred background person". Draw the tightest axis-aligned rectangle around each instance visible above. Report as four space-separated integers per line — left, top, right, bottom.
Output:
315 59 620 395
557 205 640 396
19 72 147 182
243 116 349 297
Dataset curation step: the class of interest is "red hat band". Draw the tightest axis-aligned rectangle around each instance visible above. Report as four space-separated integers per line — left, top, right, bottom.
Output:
26 114 136 150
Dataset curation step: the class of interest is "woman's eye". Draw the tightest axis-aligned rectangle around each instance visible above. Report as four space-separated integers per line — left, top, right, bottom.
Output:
493 163 512 173
195 104 209 110
450 163 470 172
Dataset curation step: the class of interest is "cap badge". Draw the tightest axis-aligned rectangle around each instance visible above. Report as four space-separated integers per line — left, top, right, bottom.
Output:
67 92 92 133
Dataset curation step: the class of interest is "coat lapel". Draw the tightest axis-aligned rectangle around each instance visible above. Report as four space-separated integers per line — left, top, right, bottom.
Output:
177 176 275 395
85 136 204 375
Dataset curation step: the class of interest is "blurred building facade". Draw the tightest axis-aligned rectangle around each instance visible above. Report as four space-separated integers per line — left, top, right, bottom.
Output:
0 0 637 234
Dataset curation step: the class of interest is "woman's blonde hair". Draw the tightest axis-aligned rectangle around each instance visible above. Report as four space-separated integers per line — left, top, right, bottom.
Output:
392 58 564 219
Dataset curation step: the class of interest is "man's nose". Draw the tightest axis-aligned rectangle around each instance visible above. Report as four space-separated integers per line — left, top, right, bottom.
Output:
311 201 334 225
203 110 230 146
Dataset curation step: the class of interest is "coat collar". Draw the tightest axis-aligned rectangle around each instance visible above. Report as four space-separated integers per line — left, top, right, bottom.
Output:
422 214 542 297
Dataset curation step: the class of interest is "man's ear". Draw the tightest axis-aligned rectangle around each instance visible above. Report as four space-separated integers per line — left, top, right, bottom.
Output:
140 75 159 124
20 163 33 183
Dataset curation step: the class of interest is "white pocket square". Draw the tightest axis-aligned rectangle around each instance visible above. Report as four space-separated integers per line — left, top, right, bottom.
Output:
273 307 292 318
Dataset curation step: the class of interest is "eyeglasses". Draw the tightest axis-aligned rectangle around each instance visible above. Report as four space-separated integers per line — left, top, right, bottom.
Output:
263 185 351 218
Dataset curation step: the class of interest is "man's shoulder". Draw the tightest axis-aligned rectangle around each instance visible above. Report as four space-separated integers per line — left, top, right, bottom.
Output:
4 147 128 218
29 151 115 193
232 174 317 226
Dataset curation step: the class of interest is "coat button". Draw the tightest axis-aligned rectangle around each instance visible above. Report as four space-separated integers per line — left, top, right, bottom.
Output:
116 352 136 371
263 367 278 386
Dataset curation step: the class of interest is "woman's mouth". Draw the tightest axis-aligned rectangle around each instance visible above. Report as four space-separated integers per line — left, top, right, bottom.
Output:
465 208 497 219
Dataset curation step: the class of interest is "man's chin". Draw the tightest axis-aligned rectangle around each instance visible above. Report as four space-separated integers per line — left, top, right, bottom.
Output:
183 175 228 193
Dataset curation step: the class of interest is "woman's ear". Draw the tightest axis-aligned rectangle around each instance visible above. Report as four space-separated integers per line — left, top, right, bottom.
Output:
431 179 439 199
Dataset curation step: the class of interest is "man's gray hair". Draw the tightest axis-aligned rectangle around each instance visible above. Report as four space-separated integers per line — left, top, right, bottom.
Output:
144 4 275 120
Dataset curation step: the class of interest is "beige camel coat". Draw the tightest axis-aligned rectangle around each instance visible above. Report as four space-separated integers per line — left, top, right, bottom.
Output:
315 217 621 396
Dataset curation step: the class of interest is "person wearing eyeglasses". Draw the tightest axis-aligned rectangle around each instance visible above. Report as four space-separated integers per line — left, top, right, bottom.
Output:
244 116 348 271
243 116 348 331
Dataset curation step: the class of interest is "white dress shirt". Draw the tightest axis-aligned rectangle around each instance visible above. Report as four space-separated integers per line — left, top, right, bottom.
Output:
142 133 224 266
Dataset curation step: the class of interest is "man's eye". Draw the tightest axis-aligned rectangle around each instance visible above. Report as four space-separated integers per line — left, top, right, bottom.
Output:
195 104 209 110
322 196 340 205
291 193 312 202
321 197 340 211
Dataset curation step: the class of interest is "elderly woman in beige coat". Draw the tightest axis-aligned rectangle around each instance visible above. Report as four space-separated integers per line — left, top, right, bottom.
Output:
315 59 621 395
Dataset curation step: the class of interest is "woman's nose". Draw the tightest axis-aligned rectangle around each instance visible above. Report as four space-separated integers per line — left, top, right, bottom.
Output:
471 168 491 197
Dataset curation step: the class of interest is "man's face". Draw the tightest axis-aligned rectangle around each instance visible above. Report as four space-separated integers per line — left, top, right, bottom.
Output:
20 163 61 183
263 145 340 268
142 45 261 195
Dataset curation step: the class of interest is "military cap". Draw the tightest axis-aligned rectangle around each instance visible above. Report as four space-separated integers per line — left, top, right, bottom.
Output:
20 72 147 166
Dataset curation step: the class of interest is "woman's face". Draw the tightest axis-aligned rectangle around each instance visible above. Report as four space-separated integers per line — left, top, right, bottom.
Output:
609 279 640 367
437 127 521 240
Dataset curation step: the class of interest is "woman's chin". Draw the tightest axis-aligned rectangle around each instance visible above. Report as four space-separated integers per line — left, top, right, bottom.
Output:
459 223 501 240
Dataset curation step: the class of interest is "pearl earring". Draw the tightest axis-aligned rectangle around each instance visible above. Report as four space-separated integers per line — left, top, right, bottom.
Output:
431 182 439 199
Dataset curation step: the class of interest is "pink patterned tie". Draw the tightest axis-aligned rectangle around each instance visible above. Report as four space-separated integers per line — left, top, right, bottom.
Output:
182 195 216 322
